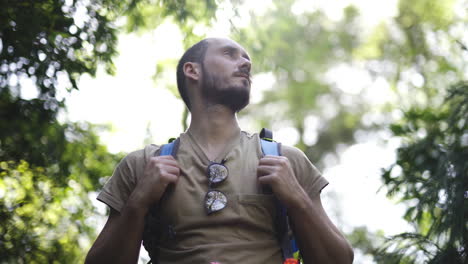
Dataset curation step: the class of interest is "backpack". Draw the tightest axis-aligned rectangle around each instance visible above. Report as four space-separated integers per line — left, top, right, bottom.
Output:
142 128 300 264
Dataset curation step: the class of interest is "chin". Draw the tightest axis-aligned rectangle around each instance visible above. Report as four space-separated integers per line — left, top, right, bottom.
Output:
202 76 251 112
224 86 250 112
230 80 251 94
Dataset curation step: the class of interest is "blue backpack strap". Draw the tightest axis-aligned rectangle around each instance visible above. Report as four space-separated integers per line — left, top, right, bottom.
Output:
144 137 181 264
259 128 297 261
260 139 281 156
158 138 180 157
260 128 282 156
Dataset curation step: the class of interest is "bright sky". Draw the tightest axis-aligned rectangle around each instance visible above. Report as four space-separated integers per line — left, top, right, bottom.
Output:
57 1 412 263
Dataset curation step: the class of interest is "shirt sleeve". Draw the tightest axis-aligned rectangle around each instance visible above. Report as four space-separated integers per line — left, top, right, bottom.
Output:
281 145 329 198
96 145 159 212
96 154 136 212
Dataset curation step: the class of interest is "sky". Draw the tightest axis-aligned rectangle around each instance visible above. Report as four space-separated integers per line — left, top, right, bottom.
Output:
57 0 413 263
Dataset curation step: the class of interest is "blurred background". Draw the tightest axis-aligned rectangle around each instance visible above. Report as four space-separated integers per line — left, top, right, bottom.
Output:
0 0 467 263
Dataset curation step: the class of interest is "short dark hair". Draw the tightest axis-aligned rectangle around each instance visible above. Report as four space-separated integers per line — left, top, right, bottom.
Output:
176 39 210 110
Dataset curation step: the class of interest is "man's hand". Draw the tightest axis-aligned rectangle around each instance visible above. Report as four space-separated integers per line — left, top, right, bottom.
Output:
257 155 306 208
127 156 181 211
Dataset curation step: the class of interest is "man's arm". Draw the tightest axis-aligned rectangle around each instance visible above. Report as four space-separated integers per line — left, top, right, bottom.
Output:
288 190 354 263
85 156 180 264
258 155 353 264
85 203 148 264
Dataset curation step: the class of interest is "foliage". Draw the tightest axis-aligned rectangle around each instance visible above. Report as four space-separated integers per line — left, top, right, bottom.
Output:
0 0 120 108
125 0 218 35
1 161 93 263
379 82 467 263
365 1 468 262
356 0 467 106
0 0 221 109
0 121 122 263
345 226 416 264
0 91 122 185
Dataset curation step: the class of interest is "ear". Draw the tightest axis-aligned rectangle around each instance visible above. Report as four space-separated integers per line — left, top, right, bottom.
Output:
183 62 201 81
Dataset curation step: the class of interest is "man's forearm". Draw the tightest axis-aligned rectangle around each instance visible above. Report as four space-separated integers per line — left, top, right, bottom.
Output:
288 192 354 264
85 202 148 264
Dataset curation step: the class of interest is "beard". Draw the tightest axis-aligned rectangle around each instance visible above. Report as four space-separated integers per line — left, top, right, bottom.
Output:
201 67 250 113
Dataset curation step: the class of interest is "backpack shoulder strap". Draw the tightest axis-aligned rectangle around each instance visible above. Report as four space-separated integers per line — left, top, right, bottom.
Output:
259 128 282 156
158 138 180 157
260 139 282 156
259 128 297 262
144 137 180 264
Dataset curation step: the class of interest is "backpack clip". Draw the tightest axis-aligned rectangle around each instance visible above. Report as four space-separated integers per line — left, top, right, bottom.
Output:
260 128 274 142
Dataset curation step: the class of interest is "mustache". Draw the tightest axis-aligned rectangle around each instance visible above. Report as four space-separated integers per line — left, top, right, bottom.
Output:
233 70 252 83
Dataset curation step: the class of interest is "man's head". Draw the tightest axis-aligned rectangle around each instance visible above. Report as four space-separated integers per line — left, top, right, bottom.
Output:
176 38 252 113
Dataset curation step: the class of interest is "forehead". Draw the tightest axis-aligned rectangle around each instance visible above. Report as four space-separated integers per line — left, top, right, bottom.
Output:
206 38 249 56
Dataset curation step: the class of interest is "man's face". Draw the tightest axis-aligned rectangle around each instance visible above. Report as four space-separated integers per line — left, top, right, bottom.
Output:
200 38 252 112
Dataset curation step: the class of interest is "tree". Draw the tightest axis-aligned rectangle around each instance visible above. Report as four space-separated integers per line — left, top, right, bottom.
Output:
0 0 119 105
354 0 467 106
0 0 220 109
379 82 467 263
0 125 123 263
355 0 467 262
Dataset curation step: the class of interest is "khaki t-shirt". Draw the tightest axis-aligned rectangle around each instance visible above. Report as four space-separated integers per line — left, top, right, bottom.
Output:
97 131 328 264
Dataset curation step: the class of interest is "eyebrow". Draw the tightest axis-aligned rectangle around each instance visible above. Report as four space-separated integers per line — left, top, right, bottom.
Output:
222 45 251 61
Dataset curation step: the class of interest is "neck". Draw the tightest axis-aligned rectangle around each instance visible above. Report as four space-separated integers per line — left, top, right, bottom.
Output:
187 104 241 158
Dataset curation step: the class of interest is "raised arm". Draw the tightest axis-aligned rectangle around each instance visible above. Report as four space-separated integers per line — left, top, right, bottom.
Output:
257 155 353 264
85 156 180 264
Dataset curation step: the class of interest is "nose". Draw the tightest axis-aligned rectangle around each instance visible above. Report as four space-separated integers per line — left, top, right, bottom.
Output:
239 57 251 74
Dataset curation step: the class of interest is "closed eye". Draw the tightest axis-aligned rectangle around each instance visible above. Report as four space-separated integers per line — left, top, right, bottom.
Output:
224 48 235 57
222 45 251 61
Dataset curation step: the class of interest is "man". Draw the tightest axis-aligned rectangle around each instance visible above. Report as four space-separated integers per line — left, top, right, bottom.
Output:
85 38 354 264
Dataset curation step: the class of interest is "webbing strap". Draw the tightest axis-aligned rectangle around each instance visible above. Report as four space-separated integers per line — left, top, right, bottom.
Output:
260 139 281 156
278 204 293 259
260 135 294 260
159 138 180 157
159 143 174 156
144 139 181 264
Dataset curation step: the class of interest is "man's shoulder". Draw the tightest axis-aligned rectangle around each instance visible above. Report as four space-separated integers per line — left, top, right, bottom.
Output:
243 129 305 159
120 144 162 165
243 130 310 163
281 144 307 160
240 130 262 147
241 130 259 139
